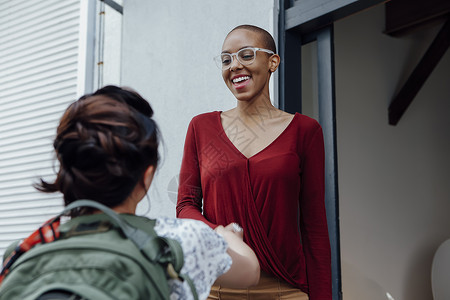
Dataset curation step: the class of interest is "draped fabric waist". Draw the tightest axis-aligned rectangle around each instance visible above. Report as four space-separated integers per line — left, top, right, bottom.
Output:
203 167 309 293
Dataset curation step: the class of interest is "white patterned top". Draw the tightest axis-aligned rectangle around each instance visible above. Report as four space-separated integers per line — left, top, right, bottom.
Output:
154 217 232 300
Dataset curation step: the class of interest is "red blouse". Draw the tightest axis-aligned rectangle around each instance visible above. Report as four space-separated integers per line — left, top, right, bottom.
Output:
177 111 331 299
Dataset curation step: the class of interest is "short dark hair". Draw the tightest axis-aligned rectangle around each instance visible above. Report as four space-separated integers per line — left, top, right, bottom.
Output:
228 24 277 54
35 86 159 211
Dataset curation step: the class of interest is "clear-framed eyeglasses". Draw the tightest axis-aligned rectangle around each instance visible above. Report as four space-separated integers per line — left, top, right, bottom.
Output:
214 47 275 70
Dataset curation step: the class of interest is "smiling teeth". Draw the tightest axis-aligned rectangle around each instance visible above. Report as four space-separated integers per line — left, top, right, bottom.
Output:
233 76 250 83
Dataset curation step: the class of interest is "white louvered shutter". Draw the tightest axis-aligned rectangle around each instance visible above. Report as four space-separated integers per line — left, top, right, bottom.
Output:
0 0 83 257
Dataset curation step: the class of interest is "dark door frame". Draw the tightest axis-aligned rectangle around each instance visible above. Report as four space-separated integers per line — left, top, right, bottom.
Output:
279 21 342 300
278 1 386 299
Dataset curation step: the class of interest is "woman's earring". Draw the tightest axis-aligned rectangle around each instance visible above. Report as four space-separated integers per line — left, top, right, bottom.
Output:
144 193 151 214
138 191 151 215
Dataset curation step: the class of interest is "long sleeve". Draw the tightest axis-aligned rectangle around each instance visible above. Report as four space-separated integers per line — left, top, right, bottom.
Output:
299 123 332 299
176 119 217 228
177 112 331 297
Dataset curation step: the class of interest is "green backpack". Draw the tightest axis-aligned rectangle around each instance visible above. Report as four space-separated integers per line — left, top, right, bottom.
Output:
0 200 198 300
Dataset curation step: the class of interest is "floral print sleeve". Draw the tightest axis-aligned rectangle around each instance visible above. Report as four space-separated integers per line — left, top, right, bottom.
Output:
154 217 232 300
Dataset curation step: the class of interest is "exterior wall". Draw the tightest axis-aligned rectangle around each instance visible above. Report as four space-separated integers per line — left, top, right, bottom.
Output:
121 0 278 217
334 5 450 300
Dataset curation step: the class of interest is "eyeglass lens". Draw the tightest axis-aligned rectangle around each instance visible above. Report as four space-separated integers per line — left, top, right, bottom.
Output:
221 48 255 68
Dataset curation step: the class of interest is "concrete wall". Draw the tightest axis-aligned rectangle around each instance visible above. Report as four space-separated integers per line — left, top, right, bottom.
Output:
121 0 278 217
334 5 450 300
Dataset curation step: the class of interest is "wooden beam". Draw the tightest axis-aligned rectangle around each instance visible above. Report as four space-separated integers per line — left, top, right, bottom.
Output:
388 18 450 125
385 0 450 36
285 0 386 33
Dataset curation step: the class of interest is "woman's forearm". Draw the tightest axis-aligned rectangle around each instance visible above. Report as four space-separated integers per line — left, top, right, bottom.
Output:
213 225 260 288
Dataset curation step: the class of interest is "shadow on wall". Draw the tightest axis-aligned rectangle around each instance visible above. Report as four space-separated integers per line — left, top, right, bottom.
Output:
343 261 396 300
403 240 444 300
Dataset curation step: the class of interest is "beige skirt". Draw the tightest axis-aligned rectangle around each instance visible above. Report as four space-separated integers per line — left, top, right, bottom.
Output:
207 272 309 300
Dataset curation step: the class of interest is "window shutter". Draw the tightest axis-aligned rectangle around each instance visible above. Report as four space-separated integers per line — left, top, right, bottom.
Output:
0 0 82 256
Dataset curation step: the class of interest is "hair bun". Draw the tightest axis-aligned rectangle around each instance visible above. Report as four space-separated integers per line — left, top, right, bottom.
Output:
57 138 106 171
74 140 107 170
37 85 159 210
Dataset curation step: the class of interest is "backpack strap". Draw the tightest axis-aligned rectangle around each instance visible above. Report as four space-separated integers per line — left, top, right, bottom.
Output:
179 273 199 300
0 218 60 284
60 200 199 300
61 200 151 249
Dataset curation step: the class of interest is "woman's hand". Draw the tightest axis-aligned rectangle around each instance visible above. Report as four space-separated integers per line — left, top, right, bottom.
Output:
214 223 260 288
217 223 244 240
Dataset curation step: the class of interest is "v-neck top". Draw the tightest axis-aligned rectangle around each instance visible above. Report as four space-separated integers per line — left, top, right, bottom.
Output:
219 112 296 159
177 111 331 299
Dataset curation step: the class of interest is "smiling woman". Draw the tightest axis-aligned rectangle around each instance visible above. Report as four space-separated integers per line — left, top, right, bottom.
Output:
219 28 279 104
177 25 332 300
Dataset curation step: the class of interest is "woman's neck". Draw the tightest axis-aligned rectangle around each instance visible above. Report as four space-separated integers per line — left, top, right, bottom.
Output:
113 192 142 214
113 201 137 214
234 94 277 121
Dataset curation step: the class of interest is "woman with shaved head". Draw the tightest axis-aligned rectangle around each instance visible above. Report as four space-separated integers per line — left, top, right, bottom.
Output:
177 25 332 299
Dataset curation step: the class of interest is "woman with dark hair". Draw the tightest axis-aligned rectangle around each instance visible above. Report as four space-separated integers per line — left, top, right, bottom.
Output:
0 85 260 300
177 25 331 299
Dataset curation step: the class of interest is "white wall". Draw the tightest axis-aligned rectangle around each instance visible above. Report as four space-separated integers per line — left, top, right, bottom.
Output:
121 0 278 217
334 5 450 300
